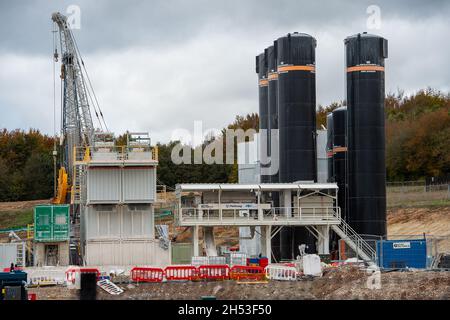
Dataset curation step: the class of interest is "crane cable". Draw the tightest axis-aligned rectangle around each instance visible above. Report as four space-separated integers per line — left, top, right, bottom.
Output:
69 28 109 132
65 27 104 132
69 28 104 131
70 28 104 132
52 21 58 198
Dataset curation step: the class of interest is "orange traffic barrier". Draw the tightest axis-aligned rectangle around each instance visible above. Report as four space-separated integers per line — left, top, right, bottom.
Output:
230 265 265 281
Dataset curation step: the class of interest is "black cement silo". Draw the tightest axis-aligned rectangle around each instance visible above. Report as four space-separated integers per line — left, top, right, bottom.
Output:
332 106 347 221
326 113 334 183
267 45 279 183
256 51 270 183
345 33 388 238
275 33 317 260
277 33 317 183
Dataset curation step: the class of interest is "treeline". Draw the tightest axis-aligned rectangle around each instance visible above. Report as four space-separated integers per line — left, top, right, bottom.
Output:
0 129 54 201
0 89 448 200
157 113 259 187
316 88 450 180
385 89 450 180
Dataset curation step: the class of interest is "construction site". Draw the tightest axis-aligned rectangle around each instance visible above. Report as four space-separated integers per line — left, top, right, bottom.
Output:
0 6 449 302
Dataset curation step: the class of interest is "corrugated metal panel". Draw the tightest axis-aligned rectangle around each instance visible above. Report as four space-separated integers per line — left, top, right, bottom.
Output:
122 167 156 202
87 168 121 203
86 205 119 239
0 243 25 269
34 205 52 240
52 205 70 240
85 205 154 240
377 240 427 269
124 205 154 237
238 163 260 184
34 205 70 242
316 130 328 183
316 130 327 159
85 240 171 266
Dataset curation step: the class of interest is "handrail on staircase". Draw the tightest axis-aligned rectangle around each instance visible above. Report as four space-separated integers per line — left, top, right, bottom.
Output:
331 210 376 261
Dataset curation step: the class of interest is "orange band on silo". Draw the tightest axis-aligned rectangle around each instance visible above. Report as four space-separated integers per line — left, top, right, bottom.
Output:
268 72 278 81
278 65 315 73
333 146 348 153
259 79 269 87
346 65 384 72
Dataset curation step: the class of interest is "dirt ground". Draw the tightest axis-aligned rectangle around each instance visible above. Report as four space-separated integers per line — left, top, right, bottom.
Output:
28 266 450 300
0 199 50 212
387 206 450 253
387 206 450 236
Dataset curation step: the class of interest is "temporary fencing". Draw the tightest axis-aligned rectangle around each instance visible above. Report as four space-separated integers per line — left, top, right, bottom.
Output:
198 265 230 280
230 265 265 281
130 267 164 283
65 267 100 289
228 253 247 266
191 256 209 267
264 265 297 281
164 265 198 281
208 256 226 265
26 268 65 286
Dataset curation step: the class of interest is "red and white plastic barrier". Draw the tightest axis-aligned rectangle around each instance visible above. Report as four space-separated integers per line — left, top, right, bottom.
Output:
164 265 198 281
28 293 37 300
130 267 164 283
65 267 100 289
198 265 230 280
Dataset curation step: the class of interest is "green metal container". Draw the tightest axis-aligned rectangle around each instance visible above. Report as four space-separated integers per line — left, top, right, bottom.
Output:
171 243 193 265
34 205 70 242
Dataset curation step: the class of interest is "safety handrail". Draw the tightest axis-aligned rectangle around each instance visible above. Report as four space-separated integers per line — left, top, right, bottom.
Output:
180 206 341 222
73 145 158 163
331 210 376 260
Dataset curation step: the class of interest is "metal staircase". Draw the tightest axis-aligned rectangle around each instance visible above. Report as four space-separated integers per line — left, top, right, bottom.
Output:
71 164 86 204
97 279 124 295
331 213 377 265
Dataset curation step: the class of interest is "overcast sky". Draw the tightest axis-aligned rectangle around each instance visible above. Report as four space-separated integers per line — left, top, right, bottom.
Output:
0 0 449 143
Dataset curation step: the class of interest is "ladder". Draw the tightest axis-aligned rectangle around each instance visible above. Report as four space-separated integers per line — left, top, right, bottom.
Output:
97 279 124 295
71 164 86 204
16 243 25 267
331 213 377 265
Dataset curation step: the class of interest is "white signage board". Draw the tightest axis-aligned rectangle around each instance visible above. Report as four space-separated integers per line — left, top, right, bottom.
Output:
393 242 411 249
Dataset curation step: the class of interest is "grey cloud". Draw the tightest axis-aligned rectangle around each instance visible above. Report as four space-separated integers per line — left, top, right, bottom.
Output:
0 0 449 143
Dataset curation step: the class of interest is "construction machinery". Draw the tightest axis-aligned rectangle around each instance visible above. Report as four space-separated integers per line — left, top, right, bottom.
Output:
50 12 108 264
51 12 107 205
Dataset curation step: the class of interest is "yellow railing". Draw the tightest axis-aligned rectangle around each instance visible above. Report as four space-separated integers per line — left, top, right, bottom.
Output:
27 224 34 240
73 145 158 163
152 145 159 162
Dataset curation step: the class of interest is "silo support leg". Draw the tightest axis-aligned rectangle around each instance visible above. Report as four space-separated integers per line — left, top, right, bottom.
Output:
260 225 272 263
317 225 330 255
193 226 199 256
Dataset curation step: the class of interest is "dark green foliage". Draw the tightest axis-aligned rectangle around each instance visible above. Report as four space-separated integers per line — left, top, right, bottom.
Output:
0 129 54 201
